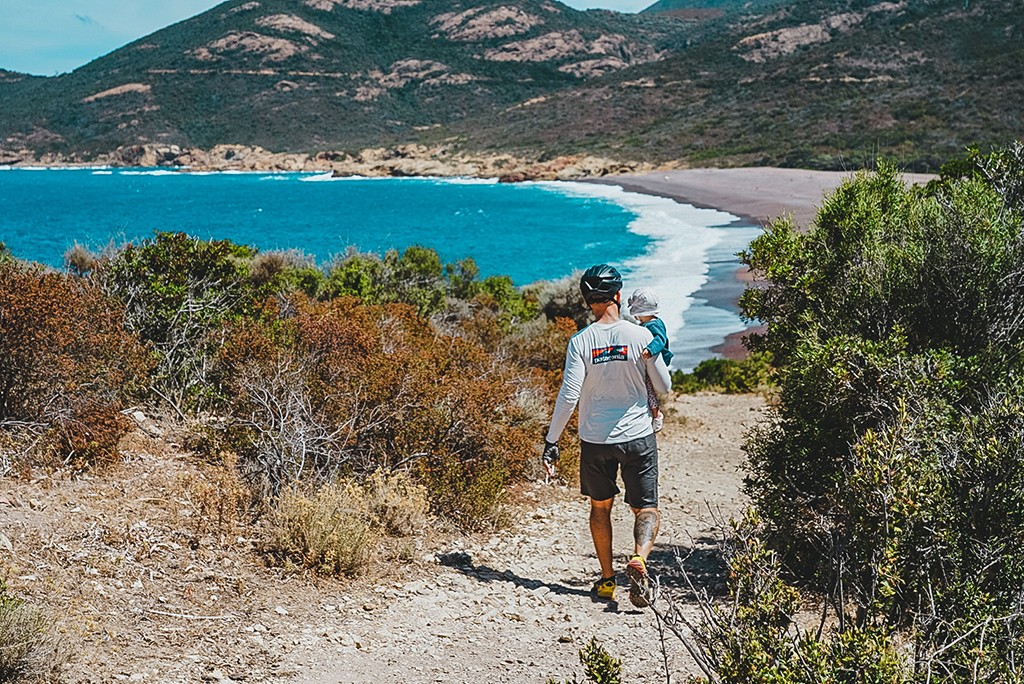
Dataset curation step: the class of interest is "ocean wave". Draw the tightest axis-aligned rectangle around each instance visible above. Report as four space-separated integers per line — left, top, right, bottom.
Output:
441 177 501 186
299 171 338 182
118 169 183 176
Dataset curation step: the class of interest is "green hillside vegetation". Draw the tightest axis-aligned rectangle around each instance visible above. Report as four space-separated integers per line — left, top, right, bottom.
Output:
466 0 1023 170
634 143 1024 681
0 0 691 156
1 0 1018 169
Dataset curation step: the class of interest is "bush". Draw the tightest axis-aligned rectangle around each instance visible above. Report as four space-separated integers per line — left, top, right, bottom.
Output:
51 400 131 469
528 272 592 330
671 352 774 394
548 638 622 684
734 145 1024 677
263 471 430 576
0 581 66 682
219 296 546 528
248 249 324 298
263 483 374 577
99 231 263 412
325 245 447 317
0 262 150 467
681 512 911 684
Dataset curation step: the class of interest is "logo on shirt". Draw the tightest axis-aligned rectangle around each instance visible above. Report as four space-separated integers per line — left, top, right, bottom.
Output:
592 345 629 364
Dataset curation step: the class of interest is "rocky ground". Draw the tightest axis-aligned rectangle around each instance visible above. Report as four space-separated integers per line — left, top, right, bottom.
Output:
0 392 764 683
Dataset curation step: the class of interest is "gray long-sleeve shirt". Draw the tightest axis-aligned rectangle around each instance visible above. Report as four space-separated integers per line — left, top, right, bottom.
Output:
546 320 672 445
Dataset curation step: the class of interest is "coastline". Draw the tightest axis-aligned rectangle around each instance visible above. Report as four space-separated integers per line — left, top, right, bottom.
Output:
586 167 938 230
586 168 934 363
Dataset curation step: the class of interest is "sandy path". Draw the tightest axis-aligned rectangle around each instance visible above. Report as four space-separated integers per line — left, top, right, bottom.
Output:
285 393 764 684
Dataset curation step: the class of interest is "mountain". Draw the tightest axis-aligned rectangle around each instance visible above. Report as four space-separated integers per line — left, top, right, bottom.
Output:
0 0 1019 170
452 0 1023 170
0 0 692 157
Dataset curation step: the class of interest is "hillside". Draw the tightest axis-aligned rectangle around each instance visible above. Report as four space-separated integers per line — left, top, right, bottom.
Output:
455 0 1023 170
0 0 1019 170
0 0 692 156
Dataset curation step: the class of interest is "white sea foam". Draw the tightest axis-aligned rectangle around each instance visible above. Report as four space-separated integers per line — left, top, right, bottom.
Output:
443 177 500 185
537 180 761 370
299 171 337 182
92 170 113 175
119 169 183 176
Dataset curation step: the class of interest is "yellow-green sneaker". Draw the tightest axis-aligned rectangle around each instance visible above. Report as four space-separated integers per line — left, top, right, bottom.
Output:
626 555 652 608
591 575 617 601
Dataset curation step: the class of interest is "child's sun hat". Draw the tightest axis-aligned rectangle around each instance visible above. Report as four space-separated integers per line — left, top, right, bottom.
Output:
627 287 659 317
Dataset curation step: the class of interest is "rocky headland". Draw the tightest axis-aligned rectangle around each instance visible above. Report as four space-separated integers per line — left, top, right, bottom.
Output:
0 143 656 182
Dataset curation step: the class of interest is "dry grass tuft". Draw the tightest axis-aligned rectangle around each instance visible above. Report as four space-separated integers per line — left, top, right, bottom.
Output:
262 471 432 576
180 451 254 535
364 469 429 537
263 483 374 577
0 585 67 683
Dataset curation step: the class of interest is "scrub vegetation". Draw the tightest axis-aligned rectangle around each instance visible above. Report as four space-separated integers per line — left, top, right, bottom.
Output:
645 142 1024 681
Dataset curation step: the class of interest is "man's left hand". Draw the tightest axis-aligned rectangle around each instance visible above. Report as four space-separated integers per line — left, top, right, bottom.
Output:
542 440 559 479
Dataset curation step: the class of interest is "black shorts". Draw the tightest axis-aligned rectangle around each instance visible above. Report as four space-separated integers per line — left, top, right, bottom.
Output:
579 433 658 509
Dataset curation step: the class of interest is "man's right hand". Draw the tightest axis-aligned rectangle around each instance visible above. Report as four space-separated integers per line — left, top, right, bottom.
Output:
542 440 559 478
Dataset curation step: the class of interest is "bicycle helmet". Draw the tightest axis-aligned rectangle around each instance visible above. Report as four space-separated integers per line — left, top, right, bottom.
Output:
579 264 623 304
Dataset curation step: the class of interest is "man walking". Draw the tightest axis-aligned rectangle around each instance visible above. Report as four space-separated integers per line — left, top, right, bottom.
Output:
543 264 672 607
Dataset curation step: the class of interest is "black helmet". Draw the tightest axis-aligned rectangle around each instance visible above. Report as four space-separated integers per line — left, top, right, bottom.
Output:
579 264 622 304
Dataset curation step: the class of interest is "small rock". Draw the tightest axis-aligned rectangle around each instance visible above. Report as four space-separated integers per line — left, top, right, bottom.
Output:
274 606 288 615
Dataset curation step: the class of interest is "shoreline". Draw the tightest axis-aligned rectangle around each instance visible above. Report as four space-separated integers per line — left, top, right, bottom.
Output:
588 168 934 363
587 167 937 230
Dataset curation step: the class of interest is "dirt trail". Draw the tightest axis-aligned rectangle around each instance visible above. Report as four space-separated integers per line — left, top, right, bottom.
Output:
0 393 762 683
287 393 763 684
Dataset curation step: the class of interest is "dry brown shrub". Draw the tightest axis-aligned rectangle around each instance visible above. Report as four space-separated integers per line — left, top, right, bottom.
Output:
364 469 428 537
181 451 254 535
0 263 152 468
62 243 99 277
50 401 130 469
0 584 68 682
263 483 374 577
219 295 550 527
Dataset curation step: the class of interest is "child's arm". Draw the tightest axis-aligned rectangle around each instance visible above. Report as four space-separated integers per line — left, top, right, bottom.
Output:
643 319 669 357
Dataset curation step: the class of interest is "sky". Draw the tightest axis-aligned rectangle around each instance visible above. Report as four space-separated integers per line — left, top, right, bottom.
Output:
0 0 653 76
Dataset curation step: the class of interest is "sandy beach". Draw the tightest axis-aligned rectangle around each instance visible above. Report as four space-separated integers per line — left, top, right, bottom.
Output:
594 167 936 229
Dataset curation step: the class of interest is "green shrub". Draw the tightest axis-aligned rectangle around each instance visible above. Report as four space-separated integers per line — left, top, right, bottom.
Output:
735 145 1024 677
548 638 622 684
99 231 263 412
682 511 911 684
671 352 774 394
248 249 324 298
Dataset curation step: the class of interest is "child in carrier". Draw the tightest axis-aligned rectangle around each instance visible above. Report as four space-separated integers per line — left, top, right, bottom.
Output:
628 287 673 432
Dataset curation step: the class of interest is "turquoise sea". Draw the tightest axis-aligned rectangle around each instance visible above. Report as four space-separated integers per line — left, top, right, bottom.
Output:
0 167 761 370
